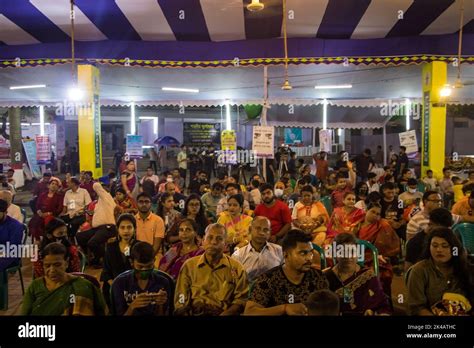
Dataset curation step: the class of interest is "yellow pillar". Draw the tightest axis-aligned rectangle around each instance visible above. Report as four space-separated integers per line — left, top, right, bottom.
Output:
78 64 103 178
421 61 447 179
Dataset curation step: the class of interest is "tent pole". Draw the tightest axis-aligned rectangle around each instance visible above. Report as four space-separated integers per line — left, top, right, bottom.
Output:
262 66 268 182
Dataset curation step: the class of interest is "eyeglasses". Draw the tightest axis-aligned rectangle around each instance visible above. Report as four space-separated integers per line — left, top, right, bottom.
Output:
138 200 151 204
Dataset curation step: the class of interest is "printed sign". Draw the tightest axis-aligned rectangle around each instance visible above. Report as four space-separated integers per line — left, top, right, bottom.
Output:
252 126 274 158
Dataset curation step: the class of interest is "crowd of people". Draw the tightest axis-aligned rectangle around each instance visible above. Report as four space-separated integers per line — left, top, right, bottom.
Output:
1 144 473 316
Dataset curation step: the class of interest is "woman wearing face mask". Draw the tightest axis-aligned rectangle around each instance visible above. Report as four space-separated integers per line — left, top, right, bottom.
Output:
159 218 204 279
217 194 253 252
274 181 287 202
29 177 64 242
111 241 174 316
358 203 400 299
407 227 473 316
33 218 81 278
327 192 365 243
100 214 138 308
324 233 391 316
292 185 329 246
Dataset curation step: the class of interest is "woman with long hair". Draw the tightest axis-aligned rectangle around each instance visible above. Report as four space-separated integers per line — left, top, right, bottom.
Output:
326 192 365 243
121 160 139 201
159 218 204 279
358 202 400 299
217 194 253 251
156 192 182 246
407 227 473 316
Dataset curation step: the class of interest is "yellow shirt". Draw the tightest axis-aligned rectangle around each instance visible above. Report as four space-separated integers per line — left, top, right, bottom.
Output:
453 184 465 203
174 254 248 313
135 212 165 245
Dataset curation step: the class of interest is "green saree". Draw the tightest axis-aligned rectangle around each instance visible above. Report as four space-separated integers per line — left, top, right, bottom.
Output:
21 276 106 316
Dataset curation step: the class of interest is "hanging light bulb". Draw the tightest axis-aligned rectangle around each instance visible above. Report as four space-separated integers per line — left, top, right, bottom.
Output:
247 0 264 12
282 79 292 90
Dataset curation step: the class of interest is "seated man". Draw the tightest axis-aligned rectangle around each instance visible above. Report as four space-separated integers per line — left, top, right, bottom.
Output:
232 216 283 283
111 242 174 316
21 242 106 315
305 289 340 316
399 178 423 208
0 190 23 223
174 223 248 316
60 177 92 238
200 182 224 217
0 199 24 272
217 183 250 216
244 229 329 316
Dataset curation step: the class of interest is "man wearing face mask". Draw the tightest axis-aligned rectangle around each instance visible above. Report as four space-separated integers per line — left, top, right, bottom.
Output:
111 242 174 316
254 184 292 243
398 178 423 208
244 229 329 315
274 181 286 201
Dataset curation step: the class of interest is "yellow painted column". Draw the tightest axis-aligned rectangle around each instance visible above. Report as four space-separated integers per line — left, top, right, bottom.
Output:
421 61 447 179
78 64 103 178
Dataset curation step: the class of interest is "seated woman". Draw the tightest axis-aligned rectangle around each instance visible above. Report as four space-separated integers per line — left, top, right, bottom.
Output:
159 218 204 279
156 192 181 239
114 188 137 220
326 192 365 243
354 182 369 208
273 181 287 202
33 218 81 278
323 233 392 316
29 178 64 242
217 194 253 252
407 227 473 316
167 194 209 245
100 214 138 306
291 185 329 246
358 202 400 298
22 242 106 315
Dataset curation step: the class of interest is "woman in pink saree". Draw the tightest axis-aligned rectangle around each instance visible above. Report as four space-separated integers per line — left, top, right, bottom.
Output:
326 192 365 243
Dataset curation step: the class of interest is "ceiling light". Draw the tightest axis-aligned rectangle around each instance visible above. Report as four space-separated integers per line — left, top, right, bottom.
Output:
68 87 84 101
162 87 199 93
9 84 46 90
315 84 352 90
282 79 293 90
439 85 452 97
247 0 264 12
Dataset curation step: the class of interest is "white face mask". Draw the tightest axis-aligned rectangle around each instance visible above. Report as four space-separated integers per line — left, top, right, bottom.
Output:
409 188 417 194
166 177 173 183
274 189 284 197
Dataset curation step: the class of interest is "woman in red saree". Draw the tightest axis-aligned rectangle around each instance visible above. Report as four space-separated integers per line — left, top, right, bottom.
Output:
326 192 365 243
29 178 64 241
358 202 400 299
121 160 139 202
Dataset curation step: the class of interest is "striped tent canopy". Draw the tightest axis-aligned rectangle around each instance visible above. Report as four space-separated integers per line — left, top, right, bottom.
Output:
0 0 473 67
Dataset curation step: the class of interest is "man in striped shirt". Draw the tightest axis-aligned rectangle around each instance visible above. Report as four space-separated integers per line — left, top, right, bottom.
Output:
406 191 461 241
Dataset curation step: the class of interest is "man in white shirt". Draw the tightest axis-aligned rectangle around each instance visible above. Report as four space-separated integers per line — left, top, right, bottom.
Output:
177 145 187 186
0 190 23 223
232 216 283 282
367 172 380 193
61 177 92 237
140 167 160 186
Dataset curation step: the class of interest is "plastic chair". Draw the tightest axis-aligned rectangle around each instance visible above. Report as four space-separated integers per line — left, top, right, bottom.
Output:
78 249 87 272
319 196 332 216
356 239 379 276
416 182 426 193
404 265 414 286
71 272 101 288
20 208 27 224
0 225 27 310
453 223 474 256
312 243 327 269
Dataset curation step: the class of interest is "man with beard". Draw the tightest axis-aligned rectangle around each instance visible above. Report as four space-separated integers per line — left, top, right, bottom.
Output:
134 193 165 256
244 229 329 315
174 223 248 316
254 184 292 243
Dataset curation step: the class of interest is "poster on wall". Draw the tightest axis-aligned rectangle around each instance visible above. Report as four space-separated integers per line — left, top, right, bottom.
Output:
126 135 143 160
252 126 274 158
220 130 237 164
0 135 10 161
36 136 51 164
319 129 333 153
22 139 42 178
284 128 302 145
183 123 220 147
399 130 418 154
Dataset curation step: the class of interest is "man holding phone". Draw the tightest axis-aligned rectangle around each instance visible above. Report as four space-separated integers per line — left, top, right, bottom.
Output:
112 242 174 316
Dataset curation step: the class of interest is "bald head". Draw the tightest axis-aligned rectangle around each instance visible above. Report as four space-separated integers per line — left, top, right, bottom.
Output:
250 216 272 245
0 190 12 205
